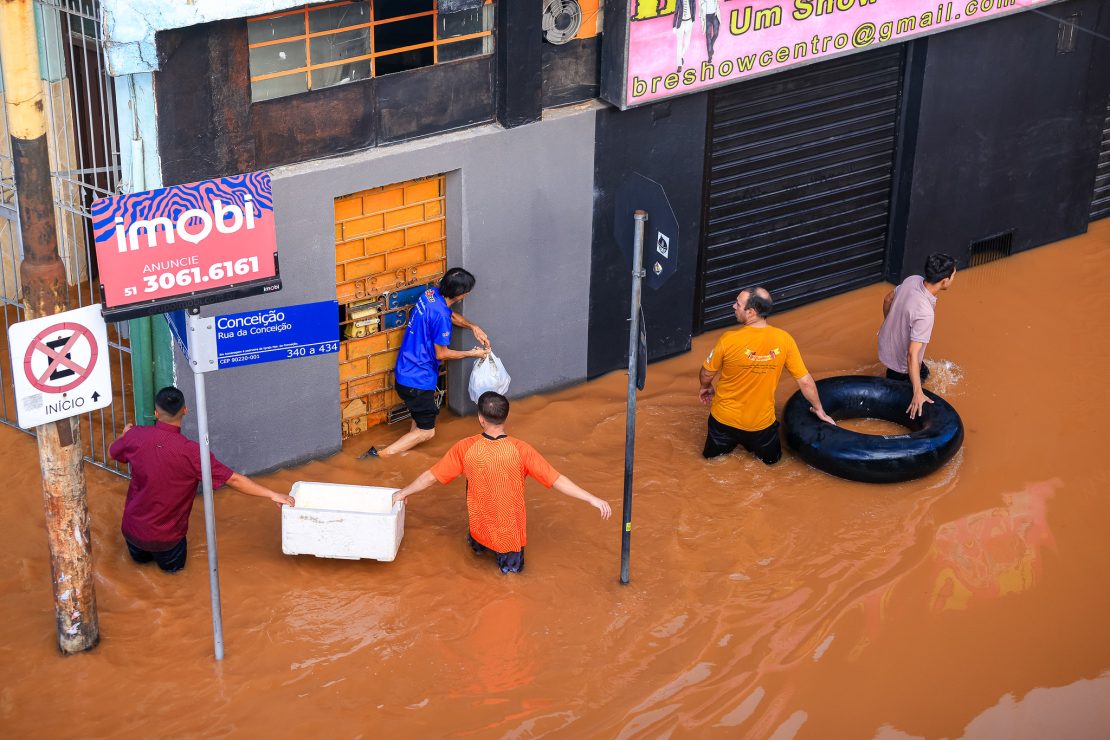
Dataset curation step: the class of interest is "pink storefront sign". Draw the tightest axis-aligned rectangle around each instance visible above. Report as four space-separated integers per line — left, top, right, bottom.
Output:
603 0 1068 109
92 171 282 321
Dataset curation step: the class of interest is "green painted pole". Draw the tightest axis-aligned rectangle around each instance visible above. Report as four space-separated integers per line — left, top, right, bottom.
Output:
152 314 175 390
129 316 156 425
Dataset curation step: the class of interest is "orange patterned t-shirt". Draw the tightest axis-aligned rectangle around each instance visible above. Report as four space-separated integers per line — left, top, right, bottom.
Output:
430 434 560 553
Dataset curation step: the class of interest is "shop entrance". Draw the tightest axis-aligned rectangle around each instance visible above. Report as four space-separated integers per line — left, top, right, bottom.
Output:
698 45 905 331
334 175 446 439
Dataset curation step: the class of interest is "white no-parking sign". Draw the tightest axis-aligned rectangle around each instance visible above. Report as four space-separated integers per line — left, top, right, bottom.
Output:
7 304 113 428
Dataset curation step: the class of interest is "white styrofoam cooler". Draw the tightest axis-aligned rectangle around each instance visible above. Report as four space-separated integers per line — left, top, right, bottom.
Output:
282 482 404 561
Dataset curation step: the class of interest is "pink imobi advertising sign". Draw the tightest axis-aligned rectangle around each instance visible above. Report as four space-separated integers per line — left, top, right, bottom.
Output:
605 0 1067 109
92 171 281 321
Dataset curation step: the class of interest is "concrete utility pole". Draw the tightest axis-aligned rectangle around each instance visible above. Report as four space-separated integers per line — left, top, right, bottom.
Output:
1 0 99 653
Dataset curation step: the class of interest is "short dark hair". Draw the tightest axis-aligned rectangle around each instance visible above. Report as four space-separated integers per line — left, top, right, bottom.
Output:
924 253 957 284
155 386 186 417
477 391 509 424
439 268 476 299
742 287 773 318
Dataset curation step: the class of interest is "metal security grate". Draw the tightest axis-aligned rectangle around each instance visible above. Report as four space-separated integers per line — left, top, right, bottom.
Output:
967 230 1014 268
334 175 447 439
0 0 133 477
699 45 905 331
1092 95 1110 221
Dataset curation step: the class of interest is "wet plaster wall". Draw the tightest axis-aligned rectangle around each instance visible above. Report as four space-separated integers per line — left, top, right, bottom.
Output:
175 104 600 474
892 0 1110 278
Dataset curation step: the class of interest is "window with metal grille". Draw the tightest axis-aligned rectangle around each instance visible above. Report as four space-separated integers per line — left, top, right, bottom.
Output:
247 0 495 102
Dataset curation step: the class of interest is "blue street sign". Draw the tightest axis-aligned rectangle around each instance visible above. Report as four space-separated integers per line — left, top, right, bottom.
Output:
215 300 338 369
167 300 339 370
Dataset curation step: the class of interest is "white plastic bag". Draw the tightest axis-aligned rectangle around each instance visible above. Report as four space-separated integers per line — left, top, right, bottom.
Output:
468 352 512 403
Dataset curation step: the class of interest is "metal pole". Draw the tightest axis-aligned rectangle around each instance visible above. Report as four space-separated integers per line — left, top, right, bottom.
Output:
187 311 225 660
620 210 648 585
1 0 99 653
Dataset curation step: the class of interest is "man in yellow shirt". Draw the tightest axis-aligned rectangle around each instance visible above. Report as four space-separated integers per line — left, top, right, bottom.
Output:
699 287 835 464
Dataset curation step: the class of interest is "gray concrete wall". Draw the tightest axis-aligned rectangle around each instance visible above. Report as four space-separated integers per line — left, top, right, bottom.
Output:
177 103 600 474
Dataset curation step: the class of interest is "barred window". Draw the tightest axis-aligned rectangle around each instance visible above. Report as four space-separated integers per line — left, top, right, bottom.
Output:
247 1 495 102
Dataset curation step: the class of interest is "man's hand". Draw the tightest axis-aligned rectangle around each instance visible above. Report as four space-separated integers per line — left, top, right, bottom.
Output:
121 423 134 435
470 324 491 350
810 407 837 426
392 490 406 506
272 492 294 508
592 497 612 520
468 346 490 359
907 390 933 419
698 386 715 405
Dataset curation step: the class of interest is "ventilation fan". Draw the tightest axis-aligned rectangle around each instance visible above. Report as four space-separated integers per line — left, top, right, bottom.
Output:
543 0 582 45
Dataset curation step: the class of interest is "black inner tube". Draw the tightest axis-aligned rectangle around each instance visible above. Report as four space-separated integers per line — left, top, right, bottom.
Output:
782 375 964 484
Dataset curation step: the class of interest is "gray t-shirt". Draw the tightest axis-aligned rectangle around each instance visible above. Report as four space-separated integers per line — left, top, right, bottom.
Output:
878 275 936 373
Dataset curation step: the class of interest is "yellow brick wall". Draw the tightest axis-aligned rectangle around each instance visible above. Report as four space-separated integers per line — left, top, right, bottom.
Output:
335 175 447 438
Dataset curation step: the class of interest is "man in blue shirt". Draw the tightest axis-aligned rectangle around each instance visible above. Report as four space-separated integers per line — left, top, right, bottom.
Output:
365 268 490 458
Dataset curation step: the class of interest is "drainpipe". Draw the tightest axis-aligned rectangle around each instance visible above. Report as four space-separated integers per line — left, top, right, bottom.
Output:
0 0 99 653
126 128 155 425
118 73 173 406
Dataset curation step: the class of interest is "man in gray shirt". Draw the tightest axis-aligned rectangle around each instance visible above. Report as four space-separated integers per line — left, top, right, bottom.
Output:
878 253 957 419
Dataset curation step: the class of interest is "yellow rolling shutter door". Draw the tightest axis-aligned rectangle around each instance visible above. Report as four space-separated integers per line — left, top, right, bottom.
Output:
334 175 447 438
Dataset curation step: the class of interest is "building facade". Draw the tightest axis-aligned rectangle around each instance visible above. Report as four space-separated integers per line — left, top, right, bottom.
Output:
91 0 1109 473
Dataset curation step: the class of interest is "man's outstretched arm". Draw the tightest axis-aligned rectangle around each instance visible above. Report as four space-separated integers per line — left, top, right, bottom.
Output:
434 343 488 361
794 374 837 426
392 469 439 505
450 312 490 349
551 475 611 519
226 472 294 508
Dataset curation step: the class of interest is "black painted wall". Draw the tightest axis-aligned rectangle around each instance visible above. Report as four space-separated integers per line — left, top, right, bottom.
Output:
891 0 1110 279
588 95 708 379
496 0 542 127
542 37 601 109
155 19 495 184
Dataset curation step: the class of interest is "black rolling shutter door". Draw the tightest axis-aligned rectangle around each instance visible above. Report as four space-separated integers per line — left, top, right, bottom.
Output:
1092 95 1110 221
700 46 904 331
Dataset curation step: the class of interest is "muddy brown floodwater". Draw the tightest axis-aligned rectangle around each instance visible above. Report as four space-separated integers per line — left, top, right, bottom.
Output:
3 222 1110 738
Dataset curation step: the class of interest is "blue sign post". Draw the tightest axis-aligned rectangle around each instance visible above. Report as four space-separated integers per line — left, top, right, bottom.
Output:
168 300 339 370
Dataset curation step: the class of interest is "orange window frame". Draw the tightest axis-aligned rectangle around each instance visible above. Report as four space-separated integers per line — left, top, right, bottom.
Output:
574 0 601 40
248 0 495 90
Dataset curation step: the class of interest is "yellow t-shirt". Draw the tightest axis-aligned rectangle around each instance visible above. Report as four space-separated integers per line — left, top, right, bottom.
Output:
703 325 808 431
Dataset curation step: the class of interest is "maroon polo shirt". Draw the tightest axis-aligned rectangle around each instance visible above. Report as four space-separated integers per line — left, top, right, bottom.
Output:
109 421 234 551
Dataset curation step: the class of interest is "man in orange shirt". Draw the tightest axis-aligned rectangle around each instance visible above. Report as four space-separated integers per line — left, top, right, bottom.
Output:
699 287 835 464
392 391 611 573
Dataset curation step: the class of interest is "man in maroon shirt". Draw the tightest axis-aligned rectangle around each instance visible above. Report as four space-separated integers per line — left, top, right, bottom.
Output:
109 387 293 573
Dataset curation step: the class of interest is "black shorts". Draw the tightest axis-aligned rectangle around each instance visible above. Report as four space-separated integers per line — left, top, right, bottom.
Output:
396 382 440 430
467 533 524 574
702 415 782 465
126 537 188 573
885 362 931 383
